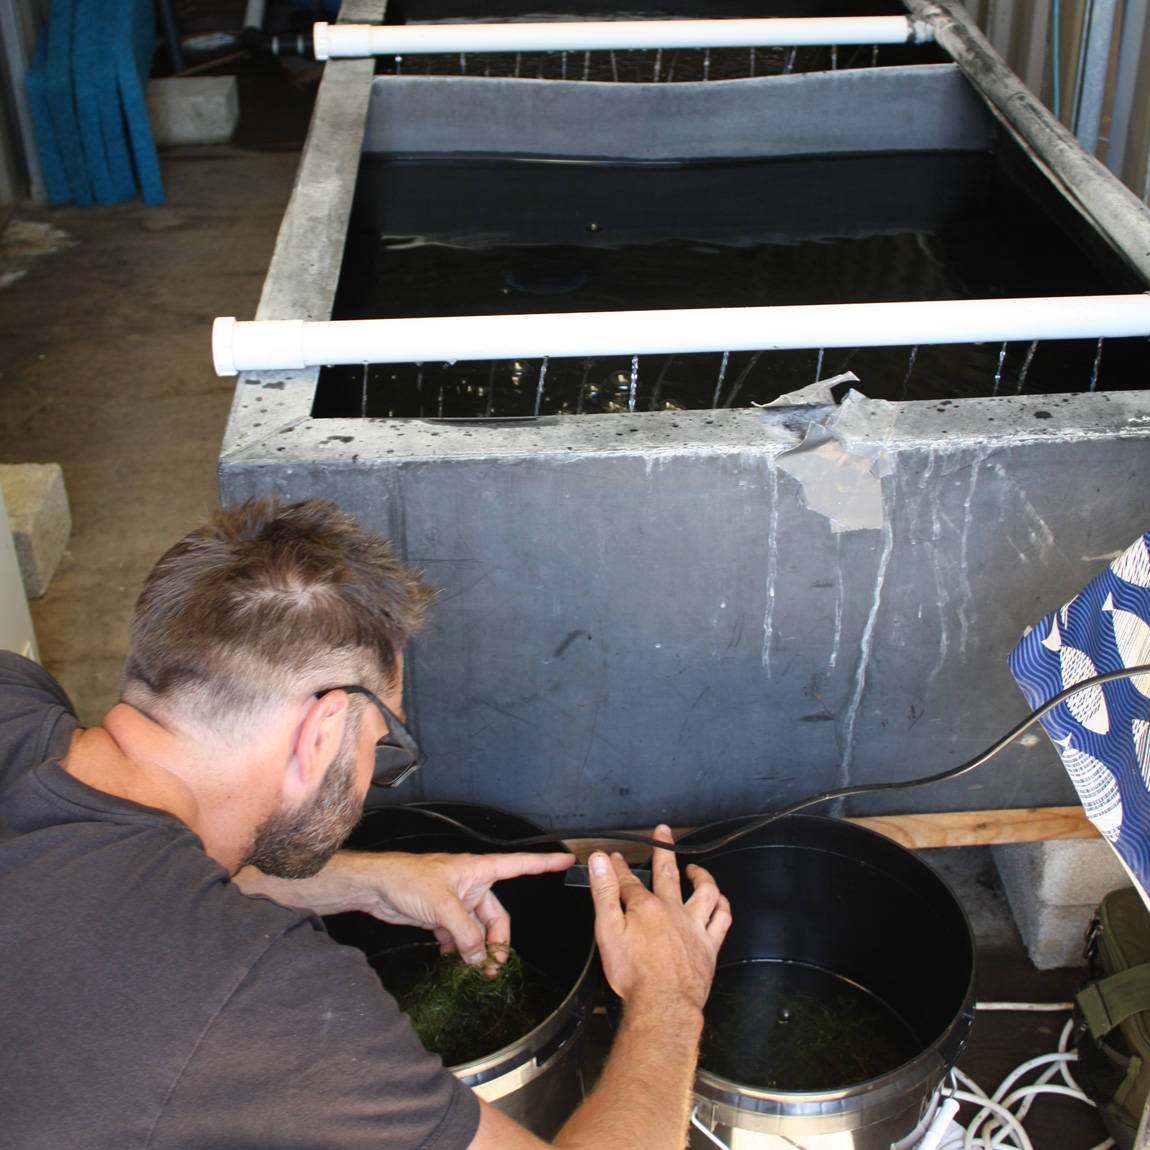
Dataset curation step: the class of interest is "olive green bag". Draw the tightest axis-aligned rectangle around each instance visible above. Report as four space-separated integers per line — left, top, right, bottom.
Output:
1076 886 1150 1150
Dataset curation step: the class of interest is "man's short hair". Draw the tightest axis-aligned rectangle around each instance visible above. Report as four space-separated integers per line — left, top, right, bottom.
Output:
122 498 434 730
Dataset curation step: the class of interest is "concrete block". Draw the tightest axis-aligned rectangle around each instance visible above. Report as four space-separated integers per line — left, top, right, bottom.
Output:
146 77 239 147
0 482 37 660
0 464 71 599
992 839 1133 969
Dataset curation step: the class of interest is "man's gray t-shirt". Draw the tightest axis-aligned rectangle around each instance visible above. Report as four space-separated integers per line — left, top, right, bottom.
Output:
0 652 480 1149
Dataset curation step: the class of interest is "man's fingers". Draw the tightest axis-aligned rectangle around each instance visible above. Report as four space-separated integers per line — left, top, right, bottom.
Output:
684 864 732 951
683 862 722 925
685 881 721 927
649 824 683 902
587 851 625 938
474 889 511 951
707 894 733 946
436 896 488 965
476 852 574 882
612 852 654 906
474 891 510 976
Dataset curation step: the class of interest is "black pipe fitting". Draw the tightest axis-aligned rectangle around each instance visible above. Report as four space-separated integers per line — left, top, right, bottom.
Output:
240 26 315 59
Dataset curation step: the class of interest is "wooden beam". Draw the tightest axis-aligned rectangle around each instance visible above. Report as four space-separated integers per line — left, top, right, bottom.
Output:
846 805 1098 849
562 806 1098 862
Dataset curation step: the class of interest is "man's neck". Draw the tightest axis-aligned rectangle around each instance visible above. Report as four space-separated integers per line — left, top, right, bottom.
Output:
61 705 255 872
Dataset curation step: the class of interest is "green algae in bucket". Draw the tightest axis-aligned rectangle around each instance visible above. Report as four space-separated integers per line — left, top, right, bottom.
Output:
388 945 562 1067
700 960 922 1092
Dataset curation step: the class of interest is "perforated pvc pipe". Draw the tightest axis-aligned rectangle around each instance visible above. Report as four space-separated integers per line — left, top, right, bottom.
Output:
311 18 933 59
213 294 1150 374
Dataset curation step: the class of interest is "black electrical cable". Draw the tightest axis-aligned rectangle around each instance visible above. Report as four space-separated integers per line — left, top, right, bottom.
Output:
396 664 1150 856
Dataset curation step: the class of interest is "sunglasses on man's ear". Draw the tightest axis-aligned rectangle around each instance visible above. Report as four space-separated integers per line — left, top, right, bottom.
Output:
318 686 427 788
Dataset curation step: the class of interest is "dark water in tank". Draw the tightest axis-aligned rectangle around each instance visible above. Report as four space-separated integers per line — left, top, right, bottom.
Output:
700 959 921 1091
314 135 1150 419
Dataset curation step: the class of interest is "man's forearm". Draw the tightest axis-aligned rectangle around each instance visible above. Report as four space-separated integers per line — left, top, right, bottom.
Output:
552 998 704 1150
233 851 369 914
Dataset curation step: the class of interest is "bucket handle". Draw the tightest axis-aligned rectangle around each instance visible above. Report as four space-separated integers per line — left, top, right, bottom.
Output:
690 1104 733 1150
534 1011 583 1069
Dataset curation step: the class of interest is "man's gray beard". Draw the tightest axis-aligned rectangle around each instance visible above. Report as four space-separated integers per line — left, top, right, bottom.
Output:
242 729 365 880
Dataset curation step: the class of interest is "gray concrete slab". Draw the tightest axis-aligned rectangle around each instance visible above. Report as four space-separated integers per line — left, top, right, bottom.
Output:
0 462 72 598
147 77 240 147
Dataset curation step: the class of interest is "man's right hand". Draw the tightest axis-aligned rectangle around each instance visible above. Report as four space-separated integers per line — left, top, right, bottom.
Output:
587 825 730 1018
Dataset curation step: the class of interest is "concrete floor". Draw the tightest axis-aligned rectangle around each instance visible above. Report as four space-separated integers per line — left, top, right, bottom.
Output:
0 146 297 724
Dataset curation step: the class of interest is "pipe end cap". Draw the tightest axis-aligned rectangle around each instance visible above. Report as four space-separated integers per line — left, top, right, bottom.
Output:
312 21 330 60
213 316 238 377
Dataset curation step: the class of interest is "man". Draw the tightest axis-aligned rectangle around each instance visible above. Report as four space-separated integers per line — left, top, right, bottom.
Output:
0 497 730 1149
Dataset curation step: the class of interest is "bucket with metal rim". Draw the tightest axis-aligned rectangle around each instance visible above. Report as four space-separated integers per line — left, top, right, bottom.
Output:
322 802 600 1140
682 814 975 1150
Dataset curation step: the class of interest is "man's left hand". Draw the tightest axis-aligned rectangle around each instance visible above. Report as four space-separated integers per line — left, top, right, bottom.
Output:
235 850 573 966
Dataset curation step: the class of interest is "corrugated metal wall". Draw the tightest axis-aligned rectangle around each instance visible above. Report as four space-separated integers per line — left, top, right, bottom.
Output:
0 0 47 212
966 0 1150 195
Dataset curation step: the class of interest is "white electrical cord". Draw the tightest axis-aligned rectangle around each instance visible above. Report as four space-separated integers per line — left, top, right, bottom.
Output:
943 1011 1114 1150
975 1002 1076 1012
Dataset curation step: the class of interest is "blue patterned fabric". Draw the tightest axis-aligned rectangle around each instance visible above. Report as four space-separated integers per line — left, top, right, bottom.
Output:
1008 532 1150 890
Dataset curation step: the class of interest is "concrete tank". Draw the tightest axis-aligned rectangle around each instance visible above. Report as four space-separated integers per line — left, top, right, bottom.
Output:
219 0 1150 831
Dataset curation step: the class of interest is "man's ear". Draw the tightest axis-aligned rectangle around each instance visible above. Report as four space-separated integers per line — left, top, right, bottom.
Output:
286 691 350 800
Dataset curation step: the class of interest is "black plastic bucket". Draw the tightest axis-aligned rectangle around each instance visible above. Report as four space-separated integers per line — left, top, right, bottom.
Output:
323 803 600 1140
682 815 975 1150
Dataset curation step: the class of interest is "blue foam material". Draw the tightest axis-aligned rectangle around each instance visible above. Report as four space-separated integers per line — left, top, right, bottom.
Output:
24 27 72 206
115 0 163 207
71 0 118 206
91 1 137 203
44 0 92 207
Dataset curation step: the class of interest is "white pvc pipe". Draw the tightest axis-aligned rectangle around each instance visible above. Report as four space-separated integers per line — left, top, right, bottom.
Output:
311 18 932 59
213 294 1150 375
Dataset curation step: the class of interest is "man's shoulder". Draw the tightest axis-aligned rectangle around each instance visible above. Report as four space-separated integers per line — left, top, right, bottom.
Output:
0 651 74 722
0 651 76 801
0 648 70 693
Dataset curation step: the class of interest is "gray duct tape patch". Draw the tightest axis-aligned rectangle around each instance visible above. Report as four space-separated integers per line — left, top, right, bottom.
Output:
770 387 897 533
